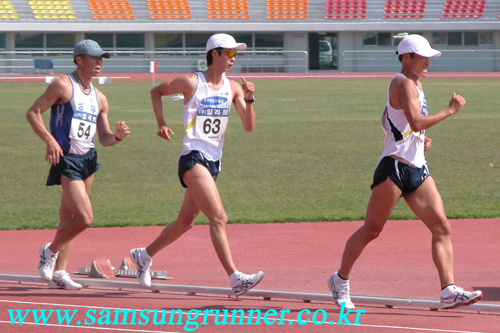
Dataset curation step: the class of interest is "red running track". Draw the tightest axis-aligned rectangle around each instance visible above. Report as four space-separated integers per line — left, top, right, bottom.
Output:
1 219 499 332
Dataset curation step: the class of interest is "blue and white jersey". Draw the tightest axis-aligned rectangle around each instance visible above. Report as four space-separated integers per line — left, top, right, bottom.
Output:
49 73 100 155
378 73 428 167
180 72 232 161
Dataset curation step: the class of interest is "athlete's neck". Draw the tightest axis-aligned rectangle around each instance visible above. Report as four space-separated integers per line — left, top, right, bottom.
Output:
73 70 91 90
401 68 423 84
203 68 225 89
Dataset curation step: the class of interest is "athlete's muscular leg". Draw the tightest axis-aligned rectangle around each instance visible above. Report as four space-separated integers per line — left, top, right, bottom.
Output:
404 176 454 288
48 175 94 254
180 163 237 276
338 178 402 279
146 190 200 257
53 175 94 270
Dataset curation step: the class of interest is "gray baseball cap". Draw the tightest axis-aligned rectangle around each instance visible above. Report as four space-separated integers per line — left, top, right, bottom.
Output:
73 39 110 58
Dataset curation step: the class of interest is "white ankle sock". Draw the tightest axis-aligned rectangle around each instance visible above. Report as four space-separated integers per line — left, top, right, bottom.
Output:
140 249 152 261
53 270 66 278
229 271 241 285
441 284 457 296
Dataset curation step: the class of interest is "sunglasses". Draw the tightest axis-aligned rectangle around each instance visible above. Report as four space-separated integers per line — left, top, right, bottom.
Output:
222 50 237 58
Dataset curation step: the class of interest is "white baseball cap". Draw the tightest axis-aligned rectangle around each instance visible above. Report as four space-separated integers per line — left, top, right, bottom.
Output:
396 34 441 58
206 33 247 52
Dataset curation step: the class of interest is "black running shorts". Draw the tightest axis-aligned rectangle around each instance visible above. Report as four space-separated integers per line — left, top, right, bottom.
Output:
46 148 100 186
371 156 429 193
178 150 220 188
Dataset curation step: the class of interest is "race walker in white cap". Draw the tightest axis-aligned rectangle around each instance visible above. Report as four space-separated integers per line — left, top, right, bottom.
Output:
328 34 482 311
130 33 264 296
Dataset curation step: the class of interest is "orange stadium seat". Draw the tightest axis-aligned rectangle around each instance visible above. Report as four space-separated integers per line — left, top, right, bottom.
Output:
89 0 135 19
267 0 309 19
206 0 249 19
324 0 366 19
148 0 192 19
29 0 75 19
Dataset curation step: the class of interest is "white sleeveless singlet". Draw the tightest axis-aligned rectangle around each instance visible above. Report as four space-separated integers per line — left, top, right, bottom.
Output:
49 73 100 155
180 72 232 161
378 73 428 168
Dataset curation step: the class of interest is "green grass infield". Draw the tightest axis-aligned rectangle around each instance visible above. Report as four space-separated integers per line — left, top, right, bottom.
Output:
1 77 499 230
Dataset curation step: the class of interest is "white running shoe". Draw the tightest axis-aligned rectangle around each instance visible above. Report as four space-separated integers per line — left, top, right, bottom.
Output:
49 270 83 290
38 243 58 281
441 285 483 309
129 248 153 287
328 272 355 310
231 271 264 297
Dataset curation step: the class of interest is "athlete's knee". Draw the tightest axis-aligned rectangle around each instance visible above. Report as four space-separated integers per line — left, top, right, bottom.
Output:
175 208 199 232
177 219 195 233
429 219 452 238
210 212 228 229
361 224 385 241
79 218 93 231
74 212 93 231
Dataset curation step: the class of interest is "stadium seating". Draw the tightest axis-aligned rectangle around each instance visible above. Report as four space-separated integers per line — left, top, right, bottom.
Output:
0 0 497 22
148 0 192 19
267 0 309 19
29 0 76 19
441 0 486 18
0 0 18 19
88 0 134 19
207 0 249 19
324 0 367 19
383 0 426 19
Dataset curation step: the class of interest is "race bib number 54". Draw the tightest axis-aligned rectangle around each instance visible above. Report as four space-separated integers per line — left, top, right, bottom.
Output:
69 102 98 142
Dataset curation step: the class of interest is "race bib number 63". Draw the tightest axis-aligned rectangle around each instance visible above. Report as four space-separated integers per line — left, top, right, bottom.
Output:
195 108 229 138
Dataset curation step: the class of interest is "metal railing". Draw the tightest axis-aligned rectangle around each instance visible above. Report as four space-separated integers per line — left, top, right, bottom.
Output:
0 50 309 74
341 49 500 73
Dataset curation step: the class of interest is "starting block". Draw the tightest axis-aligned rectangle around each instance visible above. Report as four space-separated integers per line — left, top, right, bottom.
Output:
90 258 116 278
121 256 136 270
75 258 115 278
75 257 171 280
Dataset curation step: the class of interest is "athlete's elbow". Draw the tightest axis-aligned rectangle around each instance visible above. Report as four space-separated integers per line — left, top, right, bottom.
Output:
243 117 256 132
26 109 36 123
150 86 163 99
244 124 255 132
410 122 426 133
